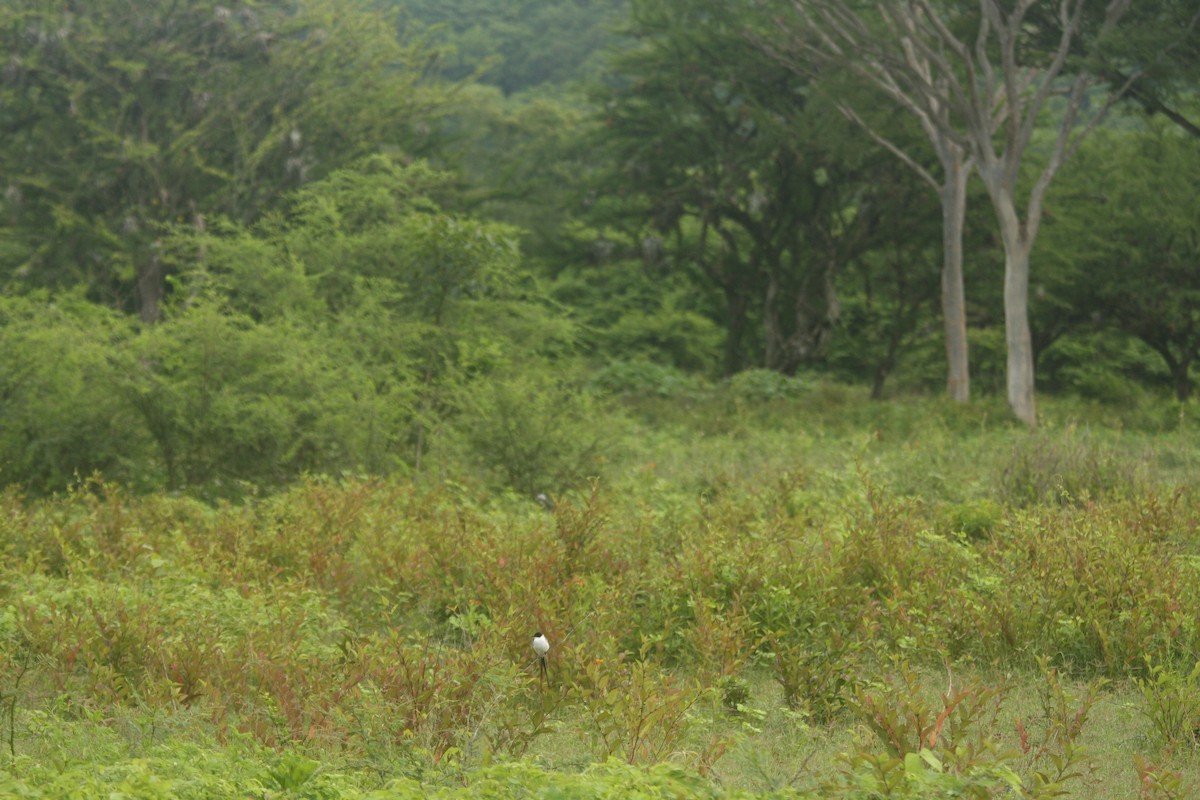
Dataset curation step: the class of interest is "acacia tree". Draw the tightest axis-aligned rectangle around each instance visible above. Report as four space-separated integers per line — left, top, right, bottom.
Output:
764 2 975 402
780 0 1134 426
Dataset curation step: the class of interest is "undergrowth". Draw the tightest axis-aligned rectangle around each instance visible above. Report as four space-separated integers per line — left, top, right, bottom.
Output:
1 391 1198 797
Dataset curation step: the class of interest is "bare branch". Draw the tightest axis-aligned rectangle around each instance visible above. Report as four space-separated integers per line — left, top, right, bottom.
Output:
836 103 940 190
1026 66 1139 243
1012 0 1085 175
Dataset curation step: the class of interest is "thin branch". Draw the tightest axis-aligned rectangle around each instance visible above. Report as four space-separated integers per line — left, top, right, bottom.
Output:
1026 66 1139 242
836 103 939 190
1013 0 1085 169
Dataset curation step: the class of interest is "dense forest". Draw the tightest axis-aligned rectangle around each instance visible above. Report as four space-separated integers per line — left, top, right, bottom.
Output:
0 0 1197 498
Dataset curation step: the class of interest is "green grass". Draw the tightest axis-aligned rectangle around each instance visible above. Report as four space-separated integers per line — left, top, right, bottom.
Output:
2 385 1199 798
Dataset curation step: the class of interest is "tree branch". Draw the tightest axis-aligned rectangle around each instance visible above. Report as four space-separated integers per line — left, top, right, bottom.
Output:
836 103 940 190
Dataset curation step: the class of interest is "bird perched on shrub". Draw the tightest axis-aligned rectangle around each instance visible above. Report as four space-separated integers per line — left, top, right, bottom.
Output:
532 632 549 681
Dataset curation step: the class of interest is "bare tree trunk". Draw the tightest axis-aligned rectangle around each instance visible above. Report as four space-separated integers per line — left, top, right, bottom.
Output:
941 152 970 403
991 187 1036 426
1003 245 1036 426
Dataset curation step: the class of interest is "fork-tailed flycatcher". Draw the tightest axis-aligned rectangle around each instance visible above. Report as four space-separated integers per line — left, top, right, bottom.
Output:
532 632 549 681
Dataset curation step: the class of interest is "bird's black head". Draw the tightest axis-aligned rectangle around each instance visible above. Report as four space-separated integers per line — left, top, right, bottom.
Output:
533 631 542 637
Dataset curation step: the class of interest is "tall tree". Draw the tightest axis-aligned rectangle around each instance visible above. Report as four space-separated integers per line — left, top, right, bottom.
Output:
779 0 1135 425
829 162 946 399
0 0 442 321
596 0 880 375
763 2 975 403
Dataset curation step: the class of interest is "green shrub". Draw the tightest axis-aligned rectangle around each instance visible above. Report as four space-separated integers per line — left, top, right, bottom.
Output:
1040 330 1165 403
995 426 1146 507
725 369 809 403
452 370 616 496
589 359 705 399
938 498 1004 540
717 675 752 712
1136 657 1200 751
0 294 147 494
602 308 723 372
833 659 1099 800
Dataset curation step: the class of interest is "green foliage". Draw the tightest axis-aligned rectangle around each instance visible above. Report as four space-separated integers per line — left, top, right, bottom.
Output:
0 155 581 497
1039 331 1166 403
0 293 144 493
770 631 864 725
449 369 615 496
1136 657 1200 751
717 675 752 712
832 658 1101 800
1 394 1199 794
995 426 1146 507
591 0 894 376
936 499 1004 541
265 752 322 793
726 370 810 403
590 360 705 400
394 0 627 94
1039 123 1200 402
1134 755 1191 800
0 0 444 318
572 651 714 766
125 299 398 494
602 306 724 373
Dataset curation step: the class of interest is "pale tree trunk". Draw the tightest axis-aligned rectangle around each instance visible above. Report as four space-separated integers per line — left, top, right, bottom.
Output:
940 151 970 403
991 187 1035 425
829 106 974 403
1002 243 1035 426
796 67 976 403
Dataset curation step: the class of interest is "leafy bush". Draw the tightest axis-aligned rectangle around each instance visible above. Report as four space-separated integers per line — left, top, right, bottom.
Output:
126 300 405 496
590 359 706 400
726 369 809 403
0 294 147 494
572 652 713 766
770 631 864 724
937 498 1004 540
1039 330 1164 403
602 307 723 372
1136 657 1200 751
452 370 616 496
832 659 1100 800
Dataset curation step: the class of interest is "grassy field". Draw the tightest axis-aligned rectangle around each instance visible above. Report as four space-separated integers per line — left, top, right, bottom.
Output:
2 384 1199 798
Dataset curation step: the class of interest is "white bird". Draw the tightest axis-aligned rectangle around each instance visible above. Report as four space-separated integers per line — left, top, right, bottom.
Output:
532 632 549 681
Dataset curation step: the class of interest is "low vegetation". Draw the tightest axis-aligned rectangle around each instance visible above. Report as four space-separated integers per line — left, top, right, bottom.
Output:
1 387 1198 798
